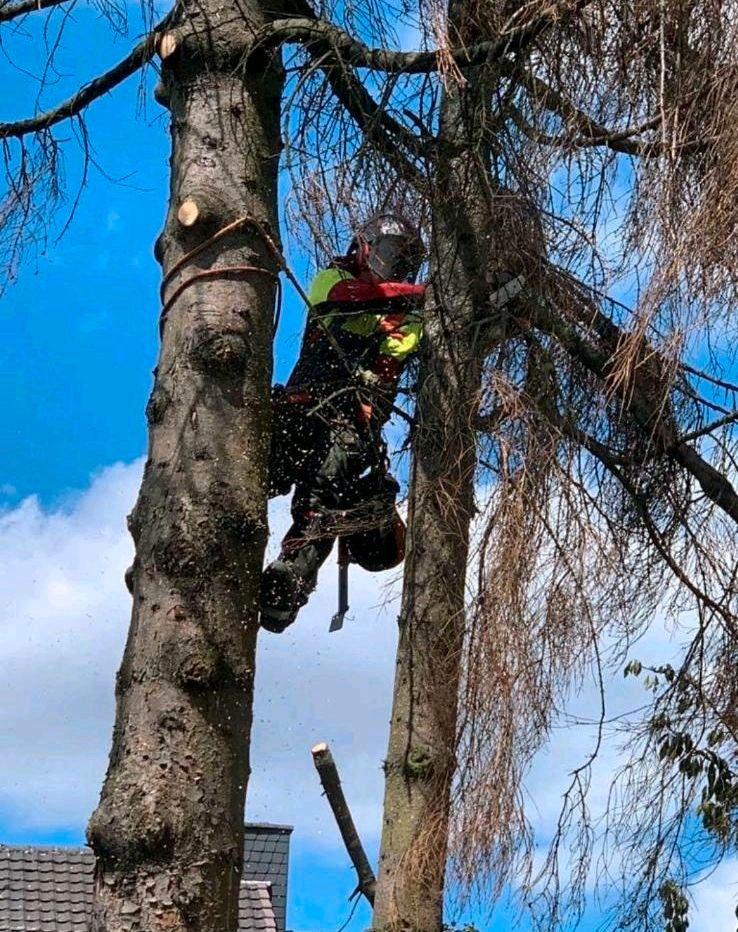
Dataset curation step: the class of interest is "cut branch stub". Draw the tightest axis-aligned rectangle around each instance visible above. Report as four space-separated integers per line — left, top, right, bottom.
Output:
178 198 203 228
158 31 182 61
177 190 230 231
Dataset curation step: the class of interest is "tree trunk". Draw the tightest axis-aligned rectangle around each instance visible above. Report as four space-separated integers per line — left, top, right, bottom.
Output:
371 71 495 932
86 7 283 930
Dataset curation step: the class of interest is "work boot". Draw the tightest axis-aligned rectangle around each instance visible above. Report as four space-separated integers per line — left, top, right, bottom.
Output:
259 560 303 633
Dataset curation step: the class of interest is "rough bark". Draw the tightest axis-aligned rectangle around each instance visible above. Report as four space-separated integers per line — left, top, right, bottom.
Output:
86 6 284 930
371 65 498 932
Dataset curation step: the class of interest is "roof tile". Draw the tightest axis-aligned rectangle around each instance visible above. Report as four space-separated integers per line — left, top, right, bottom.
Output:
0 827 290 932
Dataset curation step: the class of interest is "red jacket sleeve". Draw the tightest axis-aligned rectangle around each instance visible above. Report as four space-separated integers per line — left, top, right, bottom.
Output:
326 279 426 304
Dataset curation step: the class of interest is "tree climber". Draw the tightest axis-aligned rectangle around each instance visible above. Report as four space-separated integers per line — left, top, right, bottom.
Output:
260 215 426 632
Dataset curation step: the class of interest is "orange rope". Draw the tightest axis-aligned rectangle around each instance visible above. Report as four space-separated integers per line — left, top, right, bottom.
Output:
158 216 278 334
160 216 255 301
160 265 277 332
158 212 352 373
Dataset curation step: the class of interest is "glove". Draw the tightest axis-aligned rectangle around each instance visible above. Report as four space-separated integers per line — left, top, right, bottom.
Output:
355 368 383 388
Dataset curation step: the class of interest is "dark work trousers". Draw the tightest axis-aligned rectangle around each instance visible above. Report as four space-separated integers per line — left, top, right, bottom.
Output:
267 388 383 607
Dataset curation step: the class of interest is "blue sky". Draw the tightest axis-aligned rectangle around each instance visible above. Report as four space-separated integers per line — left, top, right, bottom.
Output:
0 9 417 932
1 6 736 932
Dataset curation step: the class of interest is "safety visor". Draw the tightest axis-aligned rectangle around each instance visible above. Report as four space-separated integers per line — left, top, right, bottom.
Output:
367 233 422 282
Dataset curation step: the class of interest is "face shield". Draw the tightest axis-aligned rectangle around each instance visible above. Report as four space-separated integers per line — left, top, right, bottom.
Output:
366 233 424 282
349 215 424 282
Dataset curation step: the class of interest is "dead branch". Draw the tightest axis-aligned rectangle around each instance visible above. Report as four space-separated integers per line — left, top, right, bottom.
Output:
675 411 738 447
252 2 594 76
557 415 738 631
526 296 738 527
0 21 169 139
0 0 69 23
311 742 376 905
265 9 426 187
508 101 675 157
520 72 665 156
310 52 425 188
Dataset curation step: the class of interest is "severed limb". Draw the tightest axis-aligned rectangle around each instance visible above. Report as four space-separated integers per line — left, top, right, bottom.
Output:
311 742 376 905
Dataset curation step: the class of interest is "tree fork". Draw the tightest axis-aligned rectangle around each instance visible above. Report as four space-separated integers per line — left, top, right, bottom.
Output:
86 3 284 930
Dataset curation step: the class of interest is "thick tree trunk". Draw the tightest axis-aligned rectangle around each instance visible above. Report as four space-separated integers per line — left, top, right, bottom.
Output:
86 7 283 930
371 75 494 932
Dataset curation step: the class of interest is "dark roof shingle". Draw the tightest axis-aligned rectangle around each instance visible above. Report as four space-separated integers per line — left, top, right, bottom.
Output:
243 824 291 932
0 825 290 932
0 846 91 932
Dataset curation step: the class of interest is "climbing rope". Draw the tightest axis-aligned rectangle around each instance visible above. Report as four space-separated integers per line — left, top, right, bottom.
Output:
158 214 347 372
157 213 396 452
159 216 280 335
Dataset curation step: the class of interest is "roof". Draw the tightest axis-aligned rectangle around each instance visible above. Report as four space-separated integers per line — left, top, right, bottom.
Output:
243 824 292 932
0 845 89 932
238 881 277 932
0 824 292 932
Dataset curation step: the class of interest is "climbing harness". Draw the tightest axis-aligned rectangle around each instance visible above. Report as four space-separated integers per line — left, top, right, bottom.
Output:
157 212 420 633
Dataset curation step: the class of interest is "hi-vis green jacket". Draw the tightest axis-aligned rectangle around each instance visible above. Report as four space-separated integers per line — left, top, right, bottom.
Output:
299 267 425 384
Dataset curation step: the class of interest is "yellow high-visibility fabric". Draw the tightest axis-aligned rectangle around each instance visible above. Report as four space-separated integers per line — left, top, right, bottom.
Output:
307 268 423 361
307 268 354 310
378 318 422 361
341 309 422 359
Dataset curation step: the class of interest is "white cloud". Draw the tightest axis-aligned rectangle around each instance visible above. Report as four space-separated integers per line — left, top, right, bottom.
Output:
0 460 142 831
0 461 399 851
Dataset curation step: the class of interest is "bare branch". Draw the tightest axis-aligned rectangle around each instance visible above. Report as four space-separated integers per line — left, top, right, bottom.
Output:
520 72 664 156
552 419 737 632
527 295 738 526
252 1 594 76
0 0 69 24
676 411 738 448
509 100 667 157
306 49 426 188
0 23 168 140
